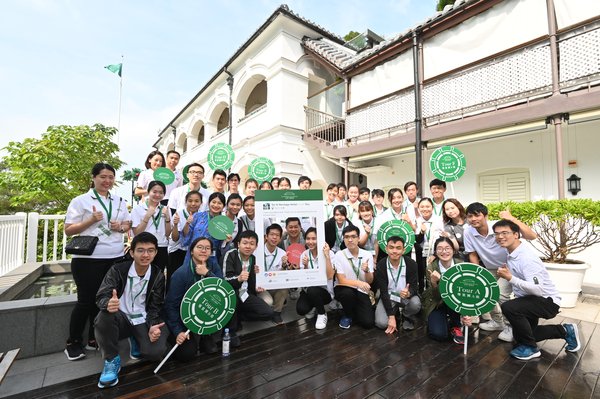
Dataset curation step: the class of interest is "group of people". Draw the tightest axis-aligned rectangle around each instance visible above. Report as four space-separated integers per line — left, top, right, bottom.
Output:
63 150 582 389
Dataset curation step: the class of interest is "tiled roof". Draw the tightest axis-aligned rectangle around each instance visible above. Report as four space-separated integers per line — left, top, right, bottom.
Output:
303 0 477 73
302 37 357 70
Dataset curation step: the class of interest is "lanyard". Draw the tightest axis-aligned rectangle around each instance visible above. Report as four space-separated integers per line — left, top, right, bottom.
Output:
433 202 443 216
391 208 403 220
146 202 163 231
264 247 278 271
325 203 333 219
128 276 148 314
308 250 316 269
239 252 253 272
183 209 190 220
93 189 112 226
362 220 373 240
387 258 404 291
240 216 249 231
335 221 346 246
424 221 432 241
346 250 363 279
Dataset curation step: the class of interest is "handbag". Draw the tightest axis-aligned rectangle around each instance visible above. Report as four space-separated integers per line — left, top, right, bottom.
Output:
65 235 99 255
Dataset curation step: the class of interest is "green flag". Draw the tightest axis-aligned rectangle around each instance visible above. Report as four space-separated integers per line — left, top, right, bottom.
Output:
104 63 122 77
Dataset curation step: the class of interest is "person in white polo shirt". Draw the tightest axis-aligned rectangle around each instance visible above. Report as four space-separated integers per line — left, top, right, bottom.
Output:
168 163 210 213
493 219 580 360
463 202 537 341
333 225 375 330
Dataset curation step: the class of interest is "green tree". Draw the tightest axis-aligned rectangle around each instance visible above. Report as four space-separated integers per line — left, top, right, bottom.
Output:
344 31 361 42
0 124 123 213
122 167 142 205
436 0 456 11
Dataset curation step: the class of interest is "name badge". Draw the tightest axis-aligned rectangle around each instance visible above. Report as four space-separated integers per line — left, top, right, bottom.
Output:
240 290 249 303
389 291 402 303
128 314 146 326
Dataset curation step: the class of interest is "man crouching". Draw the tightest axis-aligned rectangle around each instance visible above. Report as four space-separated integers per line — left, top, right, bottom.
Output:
94 232 167 388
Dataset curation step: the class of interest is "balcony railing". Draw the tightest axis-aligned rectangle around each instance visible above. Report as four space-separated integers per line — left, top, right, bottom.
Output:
304 106 346 148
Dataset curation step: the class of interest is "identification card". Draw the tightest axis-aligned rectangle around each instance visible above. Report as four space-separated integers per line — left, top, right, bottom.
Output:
240 290 249 302
389 291 402 303
129 315 146 326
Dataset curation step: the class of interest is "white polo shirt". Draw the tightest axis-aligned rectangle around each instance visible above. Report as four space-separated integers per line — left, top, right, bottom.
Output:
463 220 507 269
65 189 130 259
167 184 210 213
264 245 285 271
333 248 374 294
131 203 169 247
357 219 377 253
119 262 151 325
136 168 183 200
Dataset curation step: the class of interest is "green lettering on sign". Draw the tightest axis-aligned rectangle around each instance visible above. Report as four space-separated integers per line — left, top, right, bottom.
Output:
439 262 499 316
180 277 236 335
429 145 466 182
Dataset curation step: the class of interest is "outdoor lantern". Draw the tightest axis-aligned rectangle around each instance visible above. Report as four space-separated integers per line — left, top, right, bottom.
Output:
567 174 581 195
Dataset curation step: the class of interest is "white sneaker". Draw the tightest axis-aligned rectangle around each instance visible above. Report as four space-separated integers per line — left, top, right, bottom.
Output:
305 308 316 319
479 319 505 331
315 314 328 330
498 325 513 342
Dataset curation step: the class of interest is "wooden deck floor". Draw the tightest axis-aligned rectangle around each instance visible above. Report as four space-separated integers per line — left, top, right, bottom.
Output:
7 313 600 399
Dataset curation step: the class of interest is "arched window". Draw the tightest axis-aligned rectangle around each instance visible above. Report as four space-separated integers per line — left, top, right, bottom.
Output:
245 80 267 115
217 108 230 132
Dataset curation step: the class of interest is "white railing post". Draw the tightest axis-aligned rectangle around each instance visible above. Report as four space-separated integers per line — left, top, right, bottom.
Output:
26 212 39 263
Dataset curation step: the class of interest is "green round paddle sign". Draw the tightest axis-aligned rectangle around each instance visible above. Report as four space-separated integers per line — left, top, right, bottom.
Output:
429 145 466 182
182 164 191 184
180 277 236 335
153 167 175 185
208 215 235 240
376 220 415 254
248 157 275 182
439 262 499 316
208 143 235 171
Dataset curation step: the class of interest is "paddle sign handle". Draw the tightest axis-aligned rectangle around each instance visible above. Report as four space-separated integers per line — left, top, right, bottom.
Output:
154 329 190 374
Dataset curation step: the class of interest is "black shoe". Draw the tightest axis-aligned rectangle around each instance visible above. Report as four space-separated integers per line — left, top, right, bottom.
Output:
200 334 218 354
272 312 284 325
64 341 86 361
230 334 241 348
85 339 99 351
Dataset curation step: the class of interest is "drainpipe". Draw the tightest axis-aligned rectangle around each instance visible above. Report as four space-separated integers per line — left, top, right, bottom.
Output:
546 0 565 199
412 30 424 191
223 68 234 147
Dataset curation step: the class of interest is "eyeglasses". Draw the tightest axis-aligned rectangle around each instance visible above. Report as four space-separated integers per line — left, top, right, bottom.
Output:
494 231 514 237
134 248 157 255
436 247 453 253
195 245 211 251
343 235 358 240
188 170 204 175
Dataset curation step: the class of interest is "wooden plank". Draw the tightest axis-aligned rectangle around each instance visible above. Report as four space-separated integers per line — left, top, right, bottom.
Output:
563 321 600 399
0 348 20 385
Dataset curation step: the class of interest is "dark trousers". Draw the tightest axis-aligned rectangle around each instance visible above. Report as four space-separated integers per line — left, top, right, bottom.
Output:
427 303 461 341
154 247 169 272
296 287 332 315
167 249 186 289
94 310 167 361
227 293 273 333
69 257 119 343
414 243 426 293
501 295 565 347
169 332 217 362
334 286 374 328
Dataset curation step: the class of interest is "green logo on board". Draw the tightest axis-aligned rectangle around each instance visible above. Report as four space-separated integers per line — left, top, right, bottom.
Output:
439 262 499 316
248 157 275 182
153 167 175 185
429 145 466 182
207 143 235 170
376 220 415 254
180 278 236 335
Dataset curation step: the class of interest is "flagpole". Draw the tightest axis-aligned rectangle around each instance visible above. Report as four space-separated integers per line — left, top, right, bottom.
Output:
117 55 123 146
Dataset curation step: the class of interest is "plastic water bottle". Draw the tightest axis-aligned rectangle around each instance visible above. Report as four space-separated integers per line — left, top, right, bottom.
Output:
222 328 230 357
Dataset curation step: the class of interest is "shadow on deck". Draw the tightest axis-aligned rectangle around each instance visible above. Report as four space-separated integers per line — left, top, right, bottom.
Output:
5 313 600 399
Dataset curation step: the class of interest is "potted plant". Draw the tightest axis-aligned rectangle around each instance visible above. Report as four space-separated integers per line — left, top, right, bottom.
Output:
487 199 600 308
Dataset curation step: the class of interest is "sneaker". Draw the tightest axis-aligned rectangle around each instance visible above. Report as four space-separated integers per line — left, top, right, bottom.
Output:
129 337 141 360
315 314 328 330
230 334 241 348
451 327 464 344
98 355 121 389
85 340 99 351
339 316 352 329
272 312 284 325
289 288 300 300
64 341 86 361
510 344 541 360
402 319 415 331
200 334 218 354
479 319 505 331
498 325 514 342
564 323 581 352
305 308 317 319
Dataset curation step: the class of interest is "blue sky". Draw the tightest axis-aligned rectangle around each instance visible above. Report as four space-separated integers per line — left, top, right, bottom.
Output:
0 0 436 197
